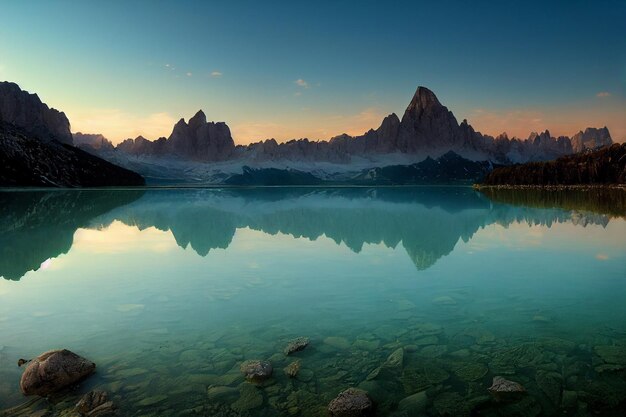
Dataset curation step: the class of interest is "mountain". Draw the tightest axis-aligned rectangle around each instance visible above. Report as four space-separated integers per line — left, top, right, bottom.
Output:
571 127 612 153
79 86 613 185
0 81 72 145
73 132 115 152
481 143 626 185
0 81 145 187
113 110 235 161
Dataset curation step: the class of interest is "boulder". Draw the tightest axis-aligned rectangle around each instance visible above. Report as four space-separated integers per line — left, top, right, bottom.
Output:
20 349 96 396
328 388 373 417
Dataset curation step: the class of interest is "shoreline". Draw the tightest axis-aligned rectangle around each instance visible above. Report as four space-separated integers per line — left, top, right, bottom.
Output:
473 184 626 191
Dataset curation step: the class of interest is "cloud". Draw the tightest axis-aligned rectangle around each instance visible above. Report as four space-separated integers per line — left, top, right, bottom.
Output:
211 71 223 78
295 79 309 88
595 253 609 260
596 92 611 98
186 72 193 77
164 63 175 71
294 91 302 97
69 109 176 144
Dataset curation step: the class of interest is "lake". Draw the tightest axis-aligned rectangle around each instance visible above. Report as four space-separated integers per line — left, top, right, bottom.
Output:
0 186 625 416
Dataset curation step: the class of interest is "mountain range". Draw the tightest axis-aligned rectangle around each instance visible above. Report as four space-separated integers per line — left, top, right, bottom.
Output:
0 80 615 186
77 86 613 185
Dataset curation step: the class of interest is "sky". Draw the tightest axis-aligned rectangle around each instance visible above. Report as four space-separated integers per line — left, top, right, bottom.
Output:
1 0 625 144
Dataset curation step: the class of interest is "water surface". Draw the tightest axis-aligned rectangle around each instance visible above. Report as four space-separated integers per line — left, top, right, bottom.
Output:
0 187 625 416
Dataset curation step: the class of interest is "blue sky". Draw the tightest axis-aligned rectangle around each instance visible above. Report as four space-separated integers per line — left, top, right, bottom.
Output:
1 0 625 143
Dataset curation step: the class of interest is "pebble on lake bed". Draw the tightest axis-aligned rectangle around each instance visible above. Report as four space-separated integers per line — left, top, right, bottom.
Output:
284 360 301 378
240 359 273 382
284 337 310 355
488 376 526 402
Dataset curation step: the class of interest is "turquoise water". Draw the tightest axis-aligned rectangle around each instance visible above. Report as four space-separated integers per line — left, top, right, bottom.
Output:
0 187 625 416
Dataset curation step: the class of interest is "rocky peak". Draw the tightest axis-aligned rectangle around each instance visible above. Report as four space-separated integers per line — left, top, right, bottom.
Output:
571 126 612 153
0 81 73 145
73 132 114 151
495 132 509 141
188 110 207 131
397 86 460 152
405 86 442 113
164 110 234 161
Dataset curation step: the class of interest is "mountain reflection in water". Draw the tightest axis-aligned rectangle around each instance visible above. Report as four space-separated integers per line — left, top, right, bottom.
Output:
1 186 622 281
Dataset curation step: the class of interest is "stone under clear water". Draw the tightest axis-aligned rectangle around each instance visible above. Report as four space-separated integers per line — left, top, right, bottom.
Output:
0 186 624 416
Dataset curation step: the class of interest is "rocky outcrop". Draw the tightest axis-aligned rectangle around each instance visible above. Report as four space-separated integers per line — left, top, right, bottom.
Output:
0 81 72 145
20 349 96 396
0 121 145 187
571 127 613 153
0 81 145 187
481 143 626 185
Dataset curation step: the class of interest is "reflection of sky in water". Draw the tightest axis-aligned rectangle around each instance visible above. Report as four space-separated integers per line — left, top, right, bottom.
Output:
0 188 625 413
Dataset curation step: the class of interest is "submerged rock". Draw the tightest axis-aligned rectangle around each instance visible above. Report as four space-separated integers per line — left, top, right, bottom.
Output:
75 390 110 415
324 336 351 350
594 345 626 365
453 362 489 382
231 383 263 412
20 349 96 396
432 295 456 305
284 360 301 378
328 388 373 417
398 390 428 413
284 337 310 355
384 348 404 369
535 371 563 405
488 376 526 402
240 360 273 382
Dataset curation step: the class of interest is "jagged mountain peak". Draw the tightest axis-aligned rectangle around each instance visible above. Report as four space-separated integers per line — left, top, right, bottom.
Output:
406 86 442 113
0 81 73 145
189 110 207 130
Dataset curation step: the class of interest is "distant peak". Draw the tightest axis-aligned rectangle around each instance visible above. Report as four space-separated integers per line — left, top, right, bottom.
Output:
407 86 441 111
191 109 206 122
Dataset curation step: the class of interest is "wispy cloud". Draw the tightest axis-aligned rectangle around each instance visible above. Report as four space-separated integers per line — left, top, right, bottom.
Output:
294 78 309 88
210 71 223 78
164 63 176 71
596 91 611 98
294 91 302 97
186 72 193 77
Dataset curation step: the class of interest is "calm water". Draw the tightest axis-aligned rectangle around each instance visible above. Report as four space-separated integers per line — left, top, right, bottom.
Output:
0 187 625 416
